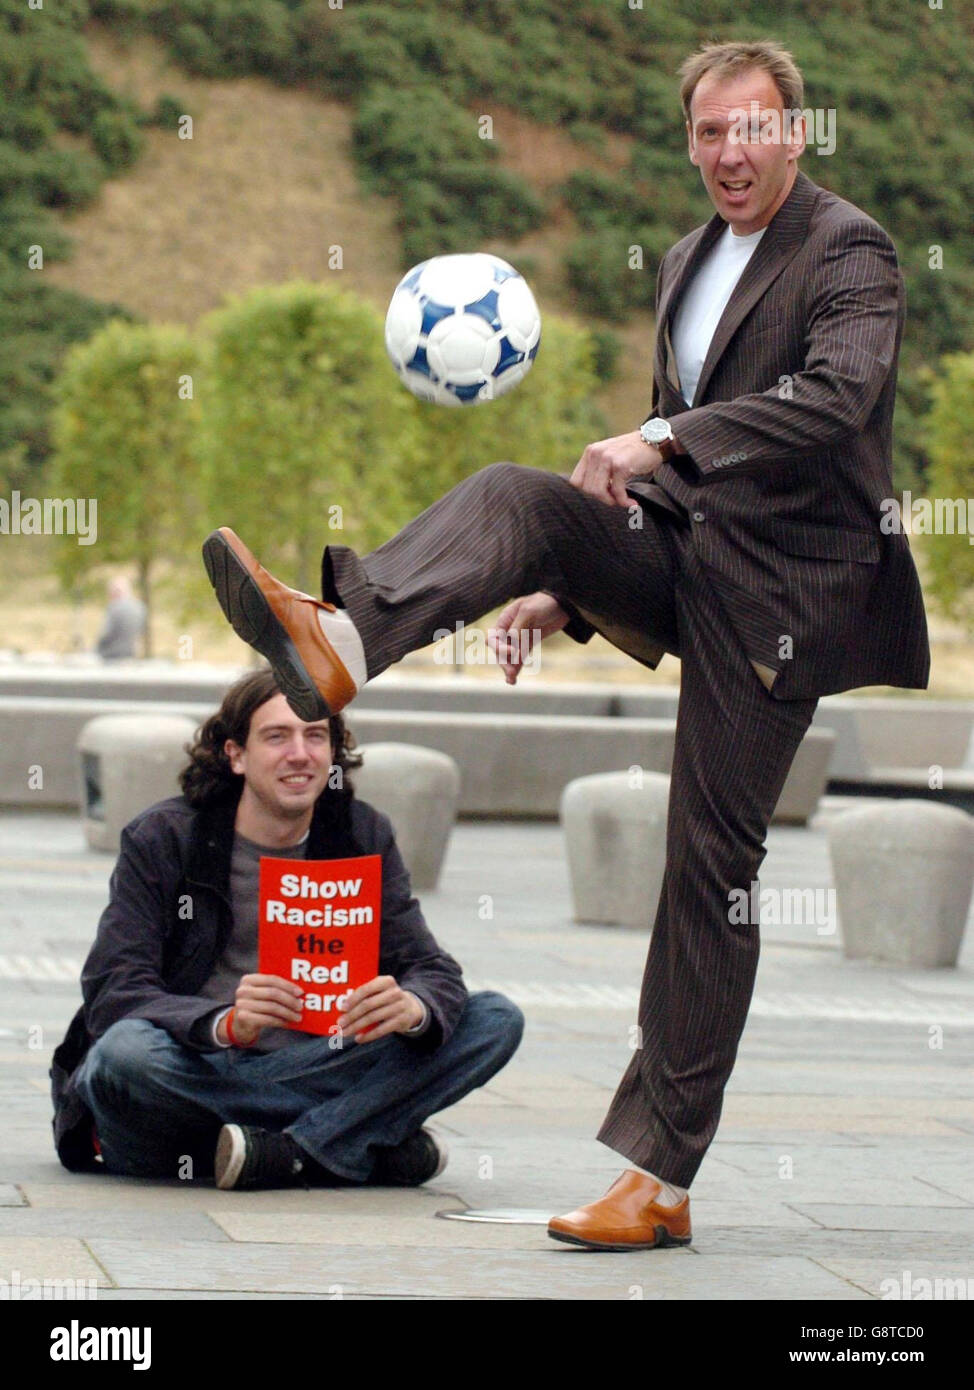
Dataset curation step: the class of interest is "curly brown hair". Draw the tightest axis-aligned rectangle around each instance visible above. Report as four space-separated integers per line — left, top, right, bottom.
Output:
179 668 362 809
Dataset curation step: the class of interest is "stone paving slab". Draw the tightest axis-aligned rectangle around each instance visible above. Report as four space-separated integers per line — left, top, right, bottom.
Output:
19 1180 460 1216
811 1259 974 1300
915 1174 974 1205
701 1225 974 1264
4 809 974 1301
432 1135 970 1210
787 1203 974 1233
0 1208 231 1241
83 1236 864 1300
720 1093 973 1135
0 1235 109 1286
211 1211 555 1249
95 1289 328 1300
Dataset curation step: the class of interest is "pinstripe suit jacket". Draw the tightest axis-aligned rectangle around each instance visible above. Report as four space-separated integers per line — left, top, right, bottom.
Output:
622 168 930 700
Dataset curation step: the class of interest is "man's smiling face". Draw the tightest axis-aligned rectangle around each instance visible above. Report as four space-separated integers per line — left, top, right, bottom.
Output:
225 693 333 826
687 68 805 235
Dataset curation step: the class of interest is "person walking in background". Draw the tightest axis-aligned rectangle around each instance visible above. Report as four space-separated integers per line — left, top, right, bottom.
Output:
94 576 146 661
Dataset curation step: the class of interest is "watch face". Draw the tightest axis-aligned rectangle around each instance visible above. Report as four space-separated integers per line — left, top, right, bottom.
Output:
643 419 673 444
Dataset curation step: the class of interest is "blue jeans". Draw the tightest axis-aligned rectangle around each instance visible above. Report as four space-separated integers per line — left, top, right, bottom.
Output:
75 991 523 1182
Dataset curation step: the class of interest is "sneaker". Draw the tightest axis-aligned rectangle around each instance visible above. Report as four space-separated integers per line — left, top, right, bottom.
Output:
371 1127 448 1187
215 1124 313 1191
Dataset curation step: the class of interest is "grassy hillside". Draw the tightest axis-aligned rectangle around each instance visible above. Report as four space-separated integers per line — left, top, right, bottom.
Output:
40 22 661 437
118 0 974 487
4 0 972 490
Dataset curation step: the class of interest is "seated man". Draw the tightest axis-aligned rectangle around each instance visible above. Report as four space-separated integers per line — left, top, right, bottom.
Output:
50 669 523 1190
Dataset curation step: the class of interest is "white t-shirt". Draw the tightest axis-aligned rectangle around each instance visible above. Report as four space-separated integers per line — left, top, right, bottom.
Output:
671 223 767 407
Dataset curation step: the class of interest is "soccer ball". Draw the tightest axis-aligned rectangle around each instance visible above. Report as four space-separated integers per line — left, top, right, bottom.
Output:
384 252 541 406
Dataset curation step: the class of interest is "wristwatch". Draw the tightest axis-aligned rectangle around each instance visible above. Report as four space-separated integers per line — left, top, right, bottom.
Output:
640 417 677 462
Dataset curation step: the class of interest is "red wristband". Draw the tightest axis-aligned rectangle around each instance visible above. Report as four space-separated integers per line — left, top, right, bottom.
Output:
225 1008 253 1049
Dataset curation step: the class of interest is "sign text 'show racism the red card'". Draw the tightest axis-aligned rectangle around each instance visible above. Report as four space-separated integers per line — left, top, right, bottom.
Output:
258 856 382 1035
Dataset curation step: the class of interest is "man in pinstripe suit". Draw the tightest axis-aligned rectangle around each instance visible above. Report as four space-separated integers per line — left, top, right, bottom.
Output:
204 40 929 1249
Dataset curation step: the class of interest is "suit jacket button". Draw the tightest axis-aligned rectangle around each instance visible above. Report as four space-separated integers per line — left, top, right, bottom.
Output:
692 510 706 522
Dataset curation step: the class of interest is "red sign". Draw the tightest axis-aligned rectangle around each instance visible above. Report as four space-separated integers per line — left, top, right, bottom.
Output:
257 855 382 1036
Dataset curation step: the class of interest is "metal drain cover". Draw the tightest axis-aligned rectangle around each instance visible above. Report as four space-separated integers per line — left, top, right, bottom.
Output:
438 1208 553 1225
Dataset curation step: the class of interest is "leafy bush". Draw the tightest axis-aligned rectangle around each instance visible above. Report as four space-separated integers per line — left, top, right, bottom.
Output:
167 22 224 77
353 86 492 192
0 270 135 477
562 170 652 232
0 196 72 263
589 327 622 384
206 1 297 78
149 94 189 130
30 148 104 209
398 165 545 264
920 353 974 624
91 109 145 173
88 0 148 26
0 2 140 477
0 101 56 152
566 233 654 323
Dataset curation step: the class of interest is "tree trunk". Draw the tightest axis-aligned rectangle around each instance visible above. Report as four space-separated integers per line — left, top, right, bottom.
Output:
138 557 152 658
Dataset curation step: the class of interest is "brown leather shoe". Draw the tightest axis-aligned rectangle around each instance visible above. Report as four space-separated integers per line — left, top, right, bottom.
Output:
202 528 358 721
548 1170 692 1251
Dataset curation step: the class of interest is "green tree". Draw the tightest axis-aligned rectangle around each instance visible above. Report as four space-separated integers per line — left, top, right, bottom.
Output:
921 352 974 626
47 318 202 653
197 284 604 621
196 281 419 597
396 310 606 518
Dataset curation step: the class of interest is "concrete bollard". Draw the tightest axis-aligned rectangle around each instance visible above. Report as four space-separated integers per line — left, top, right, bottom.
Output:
827 799 974 967
560 770 670 929
77 714 198 853
775 726 835 824
351 742 460 892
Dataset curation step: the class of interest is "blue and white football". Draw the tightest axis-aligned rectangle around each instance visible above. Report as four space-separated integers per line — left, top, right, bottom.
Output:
384 252 542 406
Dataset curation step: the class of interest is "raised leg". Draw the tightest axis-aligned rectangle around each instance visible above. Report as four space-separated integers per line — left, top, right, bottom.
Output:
323 462 682 678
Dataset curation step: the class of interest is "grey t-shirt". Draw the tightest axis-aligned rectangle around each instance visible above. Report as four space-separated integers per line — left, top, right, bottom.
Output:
198 830 315 1052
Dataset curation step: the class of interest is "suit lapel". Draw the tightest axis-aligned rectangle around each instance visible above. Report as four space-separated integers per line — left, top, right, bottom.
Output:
690 170 820 406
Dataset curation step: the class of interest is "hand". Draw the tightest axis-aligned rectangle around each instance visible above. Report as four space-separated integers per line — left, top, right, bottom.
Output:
335 976 425 1044
570 431 661 506
487 591 570 685
219 973 305 1046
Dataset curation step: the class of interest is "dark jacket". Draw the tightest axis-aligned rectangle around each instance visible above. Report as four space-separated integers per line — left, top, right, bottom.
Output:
565 169 929 700
50 786 468 1171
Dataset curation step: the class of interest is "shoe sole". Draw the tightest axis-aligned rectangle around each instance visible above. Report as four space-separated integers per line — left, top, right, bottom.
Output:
214 1125 247 1191
202 531 332 723
547 1225 692 1252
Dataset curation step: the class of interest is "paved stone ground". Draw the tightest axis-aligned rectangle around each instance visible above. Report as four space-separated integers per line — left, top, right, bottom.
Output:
1 800 973 1302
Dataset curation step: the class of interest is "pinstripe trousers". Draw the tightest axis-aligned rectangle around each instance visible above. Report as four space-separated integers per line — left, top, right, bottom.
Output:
324 462 818 1187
